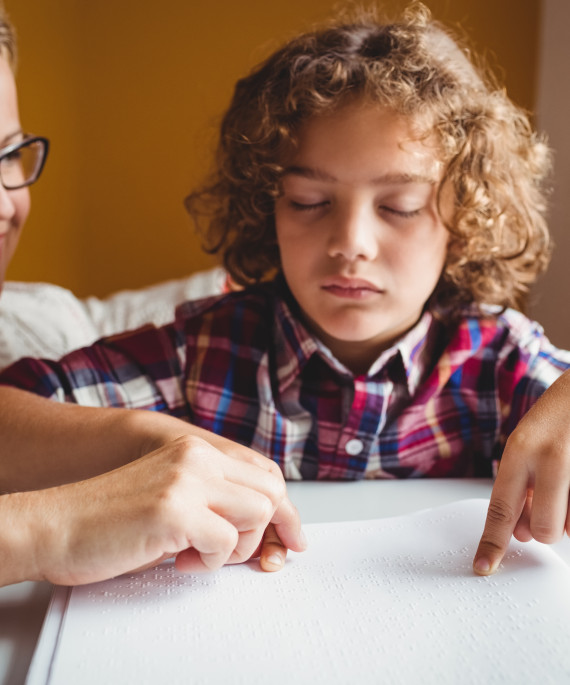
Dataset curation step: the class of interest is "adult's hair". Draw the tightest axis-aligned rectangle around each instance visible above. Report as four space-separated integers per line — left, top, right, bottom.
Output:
0 4 17 67
185 1 551 315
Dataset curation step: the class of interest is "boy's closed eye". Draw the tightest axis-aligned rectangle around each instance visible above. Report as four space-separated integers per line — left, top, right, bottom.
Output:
378 186 435 219
286 198 425 220
281 175 434 217
379 205 423 219
289 199 330 212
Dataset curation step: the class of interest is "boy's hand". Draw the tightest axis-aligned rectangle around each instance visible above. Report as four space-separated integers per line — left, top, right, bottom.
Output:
473 370 570 575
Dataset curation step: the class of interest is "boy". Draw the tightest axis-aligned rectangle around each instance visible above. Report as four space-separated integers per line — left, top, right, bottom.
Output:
1 3 569 583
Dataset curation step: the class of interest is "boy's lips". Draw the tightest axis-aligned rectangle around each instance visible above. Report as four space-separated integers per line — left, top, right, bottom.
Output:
321 276 384 299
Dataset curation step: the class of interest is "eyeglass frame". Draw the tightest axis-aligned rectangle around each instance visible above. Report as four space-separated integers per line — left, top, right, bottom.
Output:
0 135 50 190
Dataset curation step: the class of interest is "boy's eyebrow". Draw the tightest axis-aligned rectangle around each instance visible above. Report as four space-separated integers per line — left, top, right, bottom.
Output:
282 165 437 185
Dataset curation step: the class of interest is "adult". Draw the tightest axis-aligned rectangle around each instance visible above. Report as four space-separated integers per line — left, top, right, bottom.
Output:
0 8 227 371
0 6 303 587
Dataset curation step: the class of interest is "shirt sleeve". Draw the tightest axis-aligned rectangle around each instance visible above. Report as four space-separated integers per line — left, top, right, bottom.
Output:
0 322 190 419
497 314 570 440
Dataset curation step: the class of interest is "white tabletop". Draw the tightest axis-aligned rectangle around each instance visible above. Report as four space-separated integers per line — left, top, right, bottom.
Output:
2 478 569 685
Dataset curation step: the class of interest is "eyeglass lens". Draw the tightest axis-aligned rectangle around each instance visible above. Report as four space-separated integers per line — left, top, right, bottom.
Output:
1 139 46 189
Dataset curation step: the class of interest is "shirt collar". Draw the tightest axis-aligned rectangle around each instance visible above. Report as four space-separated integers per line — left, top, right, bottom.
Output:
272 284 324 394
271 277 441 397
370 309 437 395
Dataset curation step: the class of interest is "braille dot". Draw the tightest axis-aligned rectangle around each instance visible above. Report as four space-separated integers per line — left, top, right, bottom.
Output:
345 438 364 455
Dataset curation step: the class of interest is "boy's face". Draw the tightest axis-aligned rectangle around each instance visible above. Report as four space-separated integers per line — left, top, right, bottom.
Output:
0 56 30 293
275 102 449 374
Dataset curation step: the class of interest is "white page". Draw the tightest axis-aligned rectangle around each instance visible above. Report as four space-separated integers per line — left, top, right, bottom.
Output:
36 499 570 684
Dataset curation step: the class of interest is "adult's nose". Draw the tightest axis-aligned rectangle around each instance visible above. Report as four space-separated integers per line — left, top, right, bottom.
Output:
0 183 16 224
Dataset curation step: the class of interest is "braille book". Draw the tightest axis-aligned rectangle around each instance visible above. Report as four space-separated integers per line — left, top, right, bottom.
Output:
27 499 570 685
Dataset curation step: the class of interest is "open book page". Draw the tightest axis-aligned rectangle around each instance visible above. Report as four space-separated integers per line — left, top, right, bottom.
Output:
28 499 570 684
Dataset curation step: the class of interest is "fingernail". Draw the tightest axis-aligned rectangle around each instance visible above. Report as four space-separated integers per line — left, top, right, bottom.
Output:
300 529 308 548
265 554 284 569
473 557 491 574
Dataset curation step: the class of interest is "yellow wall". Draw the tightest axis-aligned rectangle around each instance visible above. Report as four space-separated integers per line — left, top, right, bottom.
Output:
5 0 541 297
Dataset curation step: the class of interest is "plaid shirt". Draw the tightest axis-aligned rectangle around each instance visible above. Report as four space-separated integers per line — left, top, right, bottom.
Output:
2 281 569 480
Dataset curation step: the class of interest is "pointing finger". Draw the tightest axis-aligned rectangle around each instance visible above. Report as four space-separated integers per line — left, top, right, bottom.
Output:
473 466 527 575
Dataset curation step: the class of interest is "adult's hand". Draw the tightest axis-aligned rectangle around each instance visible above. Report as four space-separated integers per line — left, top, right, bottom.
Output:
3 434 306 587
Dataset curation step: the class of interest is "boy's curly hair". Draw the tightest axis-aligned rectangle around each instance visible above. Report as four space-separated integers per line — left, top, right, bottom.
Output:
185 1 551 315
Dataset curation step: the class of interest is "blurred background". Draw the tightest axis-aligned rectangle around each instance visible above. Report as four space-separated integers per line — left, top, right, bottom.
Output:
4 0 570 347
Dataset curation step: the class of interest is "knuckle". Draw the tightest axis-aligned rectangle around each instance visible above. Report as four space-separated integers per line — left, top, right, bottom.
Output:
162 435 204 472
231 546 253 565
220 525 240 551
266 458 283 478
172 434 207 459
170 435 224 478
504 427 531 454
274 481 287 506
201 529 239 570
530 522 561 544
485 498 517 528
251 495 274 526
265 475 287 505
201 553 225 572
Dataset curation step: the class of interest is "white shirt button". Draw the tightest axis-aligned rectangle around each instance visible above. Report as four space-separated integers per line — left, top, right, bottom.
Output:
345 438 364 456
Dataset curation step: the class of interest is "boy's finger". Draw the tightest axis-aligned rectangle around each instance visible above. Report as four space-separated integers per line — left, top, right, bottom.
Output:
473 469 527 576
259 523 288 572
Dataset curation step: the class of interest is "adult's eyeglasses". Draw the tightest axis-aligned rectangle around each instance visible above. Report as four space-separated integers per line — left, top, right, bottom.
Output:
0 135 49 190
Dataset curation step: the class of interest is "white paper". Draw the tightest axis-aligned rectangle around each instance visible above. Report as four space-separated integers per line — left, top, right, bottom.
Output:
30 499 570 684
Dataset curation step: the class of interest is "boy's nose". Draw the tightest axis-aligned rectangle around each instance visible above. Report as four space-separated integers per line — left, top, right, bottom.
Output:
327 206 378 262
